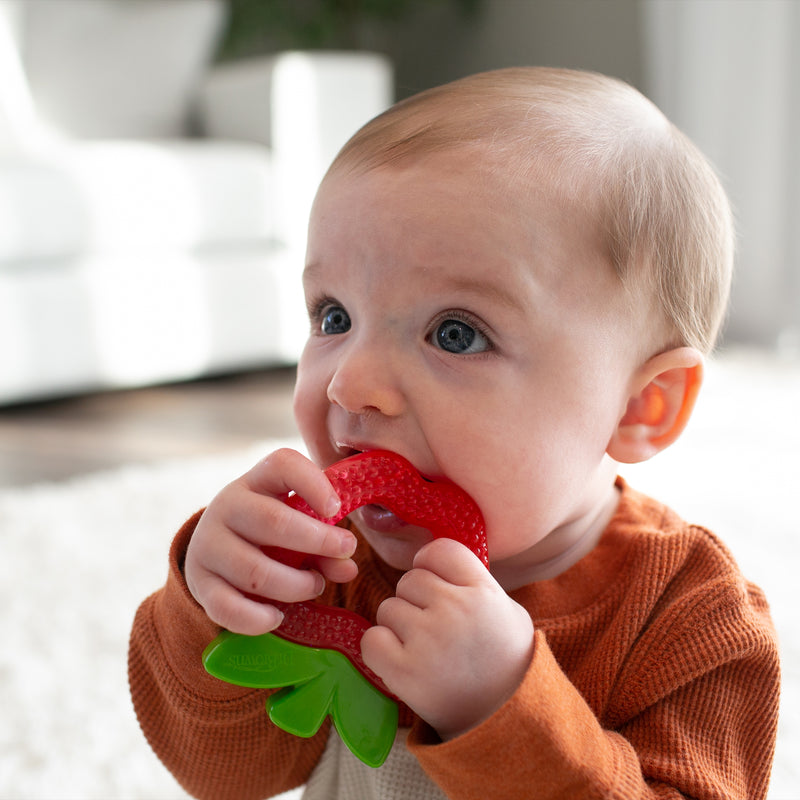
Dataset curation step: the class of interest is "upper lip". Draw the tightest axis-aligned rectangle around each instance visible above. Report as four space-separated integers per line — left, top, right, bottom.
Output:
333 438 413 467
332 439 443 483
333 439 383 458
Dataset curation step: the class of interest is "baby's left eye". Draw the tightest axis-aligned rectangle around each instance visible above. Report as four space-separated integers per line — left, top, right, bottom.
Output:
431 318 490 354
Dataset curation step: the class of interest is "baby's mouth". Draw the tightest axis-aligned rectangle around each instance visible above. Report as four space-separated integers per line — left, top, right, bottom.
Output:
355 504 411 534
331 445 436 534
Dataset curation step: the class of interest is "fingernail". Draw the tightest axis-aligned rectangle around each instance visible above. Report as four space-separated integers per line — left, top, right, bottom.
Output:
269 607 284 631
340 533 358 558
325 495 342 519
314 571 326 596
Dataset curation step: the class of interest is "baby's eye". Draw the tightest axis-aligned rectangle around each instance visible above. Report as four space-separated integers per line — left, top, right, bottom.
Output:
320 305 351 335
432 318 490 354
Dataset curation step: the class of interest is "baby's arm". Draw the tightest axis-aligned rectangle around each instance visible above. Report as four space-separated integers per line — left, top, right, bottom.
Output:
129 448 359 800
385 548 779 800
185 448 358 635
408 626 778 800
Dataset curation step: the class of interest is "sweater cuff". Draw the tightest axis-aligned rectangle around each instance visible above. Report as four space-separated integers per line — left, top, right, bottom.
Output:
408 630 616 799
151 510 253 701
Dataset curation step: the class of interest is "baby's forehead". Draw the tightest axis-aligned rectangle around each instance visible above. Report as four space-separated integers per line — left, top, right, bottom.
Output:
321 132 608 259
333 71 666 180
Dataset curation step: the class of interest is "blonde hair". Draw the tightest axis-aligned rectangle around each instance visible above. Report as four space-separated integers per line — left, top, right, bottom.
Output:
327 67 734 354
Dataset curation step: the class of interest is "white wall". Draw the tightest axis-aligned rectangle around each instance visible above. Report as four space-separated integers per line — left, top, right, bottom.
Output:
642 0 800 349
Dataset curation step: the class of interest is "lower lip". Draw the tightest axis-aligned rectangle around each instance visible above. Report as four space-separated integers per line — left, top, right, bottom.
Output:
356 504 410 534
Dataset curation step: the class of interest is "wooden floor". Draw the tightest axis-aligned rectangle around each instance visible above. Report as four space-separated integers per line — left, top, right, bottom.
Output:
0 368 299 488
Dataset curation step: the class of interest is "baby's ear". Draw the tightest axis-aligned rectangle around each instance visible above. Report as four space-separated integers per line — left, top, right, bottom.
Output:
607 347 704 464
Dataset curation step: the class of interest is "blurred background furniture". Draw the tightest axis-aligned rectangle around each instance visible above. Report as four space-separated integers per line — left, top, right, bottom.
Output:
0 0 392 405
3 0 798 408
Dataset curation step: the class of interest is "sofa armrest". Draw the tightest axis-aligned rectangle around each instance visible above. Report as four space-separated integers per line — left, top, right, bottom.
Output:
200 51 393 152
199 51 393 241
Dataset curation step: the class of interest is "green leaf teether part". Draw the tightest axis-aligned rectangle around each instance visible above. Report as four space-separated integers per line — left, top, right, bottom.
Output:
203 631 398 768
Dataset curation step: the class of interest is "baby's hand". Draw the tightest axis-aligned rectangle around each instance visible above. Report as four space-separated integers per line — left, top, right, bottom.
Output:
185 449 359 636
361 538 534 740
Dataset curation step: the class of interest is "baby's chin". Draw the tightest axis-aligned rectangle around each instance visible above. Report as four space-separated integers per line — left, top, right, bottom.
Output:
351 507 433 572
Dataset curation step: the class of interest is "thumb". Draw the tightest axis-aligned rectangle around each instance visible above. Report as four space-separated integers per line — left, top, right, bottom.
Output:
412 537 490 586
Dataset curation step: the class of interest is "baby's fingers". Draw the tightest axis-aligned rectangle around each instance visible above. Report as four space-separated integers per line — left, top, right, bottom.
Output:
230 450 356 560
314 554 360 585
204 529 326 603
225 486 356 561
195 570 285 635
247 448 341 519
411 537 490 586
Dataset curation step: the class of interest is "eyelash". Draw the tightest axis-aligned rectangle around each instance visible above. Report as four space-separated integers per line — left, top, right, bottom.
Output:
427 310 494 354
307 296 494 353
308 296 341 325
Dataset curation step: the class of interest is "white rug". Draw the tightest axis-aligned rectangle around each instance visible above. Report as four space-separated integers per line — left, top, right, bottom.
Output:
0 349 797 799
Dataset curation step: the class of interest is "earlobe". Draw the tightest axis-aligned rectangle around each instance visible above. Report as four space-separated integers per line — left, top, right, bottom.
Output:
608 347 704 464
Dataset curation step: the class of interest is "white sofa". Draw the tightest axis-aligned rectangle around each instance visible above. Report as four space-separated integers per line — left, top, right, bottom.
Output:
0 0 392 405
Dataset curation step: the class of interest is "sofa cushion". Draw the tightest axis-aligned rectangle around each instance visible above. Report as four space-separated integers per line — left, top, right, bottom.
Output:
0 140 276 265
0 244 306 403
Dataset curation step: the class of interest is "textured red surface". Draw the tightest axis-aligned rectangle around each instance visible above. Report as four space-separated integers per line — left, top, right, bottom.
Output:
264 451 487 692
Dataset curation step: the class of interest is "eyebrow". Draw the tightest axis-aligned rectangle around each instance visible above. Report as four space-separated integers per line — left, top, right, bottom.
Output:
304 262 528 314
438 274 527 314
302 262 324 284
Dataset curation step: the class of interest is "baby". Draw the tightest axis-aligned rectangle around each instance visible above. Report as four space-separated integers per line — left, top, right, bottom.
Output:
129 68 779 800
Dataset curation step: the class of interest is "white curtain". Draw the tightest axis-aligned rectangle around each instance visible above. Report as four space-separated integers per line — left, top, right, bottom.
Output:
641 0 800 350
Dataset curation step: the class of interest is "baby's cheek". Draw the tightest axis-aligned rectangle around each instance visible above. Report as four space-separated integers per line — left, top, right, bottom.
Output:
482 506 547 562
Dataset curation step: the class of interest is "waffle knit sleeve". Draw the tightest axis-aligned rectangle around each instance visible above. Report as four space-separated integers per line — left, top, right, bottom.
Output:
128 511 329 800
409 626 778 799
406 489 780 800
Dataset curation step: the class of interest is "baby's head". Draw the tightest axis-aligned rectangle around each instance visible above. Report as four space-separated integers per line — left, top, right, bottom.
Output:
325 67 733 357
296 68 733 582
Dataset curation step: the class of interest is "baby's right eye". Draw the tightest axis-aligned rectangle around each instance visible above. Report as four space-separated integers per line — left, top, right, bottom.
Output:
320 305 351 335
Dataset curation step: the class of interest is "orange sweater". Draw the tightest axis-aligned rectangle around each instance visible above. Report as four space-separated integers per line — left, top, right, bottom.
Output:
129 481 779 799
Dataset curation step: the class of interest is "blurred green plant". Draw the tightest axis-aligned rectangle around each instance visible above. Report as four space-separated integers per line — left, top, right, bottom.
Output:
217 0 480 59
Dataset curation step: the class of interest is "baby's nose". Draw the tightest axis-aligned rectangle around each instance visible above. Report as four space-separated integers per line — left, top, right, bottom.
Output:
326 340 405 417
